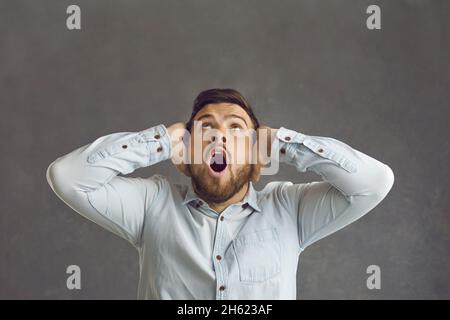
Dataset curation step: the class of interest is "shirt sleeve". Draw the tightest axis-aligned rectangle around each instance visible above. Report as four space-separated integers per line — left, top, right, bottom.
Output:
46 124 171 247
272 127 394 252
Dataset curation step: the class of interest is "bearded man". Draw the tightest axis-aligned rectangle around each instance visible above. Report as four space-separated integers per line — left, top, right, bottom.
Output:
47 88 394 299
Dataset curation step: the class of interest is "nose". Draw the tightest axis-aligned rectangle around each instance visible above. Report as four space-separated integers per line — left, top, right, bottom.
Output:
211 136 226 143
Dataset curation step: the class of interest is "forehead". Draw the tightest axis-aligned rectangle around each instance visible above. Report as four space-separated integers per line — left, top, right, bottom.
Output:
194 103 252 124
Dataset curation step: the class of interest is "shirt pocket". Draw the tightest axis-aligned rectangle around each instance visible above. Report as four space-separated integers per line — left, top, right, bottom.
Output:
232 227 281 283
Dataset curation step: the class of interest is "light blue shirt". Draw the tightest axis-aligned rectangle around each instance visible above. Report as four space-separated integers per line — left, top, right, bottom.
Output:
46 124 394 299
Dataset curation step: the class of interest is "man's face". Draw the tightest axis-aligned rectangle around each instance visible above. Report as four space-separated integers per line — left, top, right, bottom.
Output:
187 103 255 203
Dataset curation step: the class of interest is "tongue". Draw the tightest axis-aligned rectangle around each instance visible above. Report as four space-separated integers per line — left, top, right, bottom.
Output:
210 153 227 173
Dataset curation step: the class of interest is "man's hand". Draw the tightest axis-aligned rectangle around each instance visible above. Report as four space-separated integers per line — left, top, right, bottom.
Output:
251 126 277 183
167 122 190 177
167 122 186 148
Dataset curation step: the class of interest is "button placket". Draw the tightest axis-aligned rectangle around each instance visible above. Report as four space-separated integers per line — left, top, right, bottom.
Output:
213 211 227 299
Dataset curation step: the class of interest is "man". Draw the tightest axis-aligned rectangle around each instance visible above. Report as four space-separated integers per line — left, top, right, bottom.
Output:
46 88 394 299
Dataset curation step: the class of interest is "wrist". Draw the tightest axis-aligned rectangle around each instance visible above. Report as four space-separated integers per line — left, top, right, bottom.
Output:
167 122 186 150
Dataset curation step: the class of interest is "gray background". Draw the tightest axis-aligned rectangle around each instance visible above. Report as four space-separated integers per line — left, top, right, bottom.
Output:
1 0 449 299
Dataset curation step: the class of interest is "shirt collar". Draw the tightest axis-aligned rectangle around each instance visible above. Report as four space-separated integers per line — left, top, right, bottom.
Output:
182 182 202 205
244 182 262 212
182 181 262 213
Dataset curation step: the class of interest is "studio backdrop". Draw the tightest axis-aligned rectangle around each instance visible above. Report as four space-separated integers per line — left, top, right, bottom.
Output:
0 0 449 299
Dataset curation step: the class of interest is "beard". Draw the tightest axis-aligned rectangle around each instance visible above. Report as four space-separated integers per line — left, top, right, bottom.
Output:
189 164 254 203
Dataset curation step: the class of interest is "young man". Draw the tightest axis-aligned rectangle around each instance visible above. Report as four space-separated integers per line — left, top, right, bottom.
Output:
46 88 394 299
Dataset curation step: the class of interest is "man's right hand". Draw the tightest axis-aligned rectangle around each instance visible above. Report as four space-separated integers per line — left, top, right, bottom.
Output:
167 122 190 177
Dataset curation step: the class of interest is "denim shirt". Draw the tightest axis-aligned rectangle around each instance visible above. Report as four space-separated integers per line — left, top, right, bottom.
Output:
46 124 394 299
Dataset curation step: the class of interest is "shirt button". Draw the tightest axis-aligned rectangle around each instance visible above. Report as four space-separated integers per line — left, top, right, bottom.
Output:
156 146 163 152
285 136 291 141
318 148 324 153
220 216 224 221
154 134 161 139
216 255 222 261
122 145 128 149
219 285 226 291
280 148 286 154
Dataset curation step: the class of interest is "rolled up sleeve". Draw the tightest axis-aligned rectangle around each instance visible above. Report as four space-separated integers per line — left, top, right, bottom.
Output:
46 124 171 247
273 127 394 251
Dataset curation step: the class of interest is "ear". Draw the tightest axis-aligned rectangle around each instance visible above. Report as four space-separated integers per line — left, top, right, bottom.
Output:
183 129 191 147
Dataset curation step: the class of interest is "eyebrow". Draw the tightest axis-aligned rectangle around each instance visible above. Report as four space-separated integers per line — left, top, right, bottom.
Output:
196 114 214 122
196 113 249 126
225 114 249 126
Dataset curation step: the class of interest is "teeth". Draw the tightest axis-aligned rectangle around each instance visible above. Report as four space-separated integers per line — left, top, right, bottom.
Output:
210 147 227 169
212 148 225 156
210 149 227 172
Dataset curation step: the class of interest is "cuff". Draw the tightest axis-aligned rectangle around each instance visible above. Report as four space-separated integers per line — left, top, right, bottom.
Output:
138 124 172 163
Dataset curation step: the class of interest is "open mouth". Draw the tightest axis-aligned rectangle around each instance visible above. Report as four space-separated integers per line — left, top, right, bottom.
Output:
209 149 227 173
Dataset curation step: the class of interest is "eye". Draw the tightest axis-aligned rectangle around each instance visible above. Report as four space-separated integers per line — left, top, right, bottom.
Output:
230 123 243 131
202 123 212 129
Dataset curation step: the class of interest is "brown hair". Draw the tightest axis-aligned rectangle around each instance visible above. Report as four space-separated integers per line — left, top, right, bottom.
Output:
186 88 260 131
